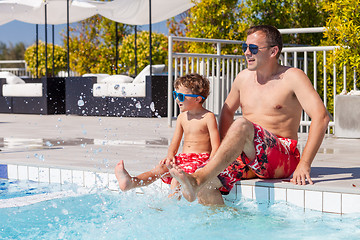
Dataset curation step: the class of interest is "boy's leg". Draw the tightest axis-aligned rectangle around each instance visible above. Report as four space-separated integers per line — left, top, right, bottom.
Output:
168 178 181 199
115 160 169 191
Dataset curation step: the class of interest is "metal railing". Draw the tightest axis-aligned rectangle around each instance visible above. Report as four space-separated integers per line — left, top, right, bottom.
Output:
0 60 79 77
167 33 358 134
0 60 31 77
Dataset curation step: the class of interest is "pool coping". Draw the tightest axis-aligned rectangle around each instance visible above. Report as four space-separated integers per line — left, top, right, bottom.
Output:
1 114 360 215
1 163 360 215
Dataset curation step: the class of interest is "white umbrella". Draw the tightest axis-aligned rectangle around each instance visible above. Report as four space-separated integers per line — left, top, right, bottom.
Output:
0 0 193 25
0 0 97 25
0 0 194 76
0 1 35 25
96 0 194 25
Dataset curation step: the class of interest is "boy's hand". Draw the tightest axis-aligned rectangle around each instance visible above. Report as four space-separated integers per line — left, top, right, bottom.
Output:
164 157 176 166
160 157 175 165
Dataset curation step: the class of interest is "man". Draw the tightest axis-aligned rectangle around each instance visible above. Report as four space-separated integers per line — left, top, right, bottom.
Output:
167 25 330 205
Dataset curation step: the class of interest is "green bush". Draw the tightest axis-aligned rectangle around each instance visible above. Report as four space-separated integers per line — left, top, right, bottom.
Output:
118 31 168 76
314 0 360 115
24 41 67 77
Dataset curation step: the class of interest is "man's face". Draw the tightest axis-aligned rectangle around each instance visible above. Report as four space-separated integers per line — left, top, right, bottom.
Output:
243 31 273 71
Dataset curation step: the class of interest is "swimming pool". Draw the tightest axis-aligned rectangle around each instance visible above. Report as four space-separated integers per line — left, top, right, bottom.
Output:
1 179 359 239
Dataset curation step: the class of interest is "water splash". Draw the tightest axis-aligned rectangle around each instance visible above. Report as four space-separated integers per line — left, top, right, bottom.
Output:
77 100 85 107
150 102 155 112
34 153 45 161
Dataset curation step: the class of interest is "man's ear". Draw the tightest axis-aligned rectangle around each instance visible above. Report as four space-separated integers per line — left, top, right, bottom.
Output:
271 46 279 57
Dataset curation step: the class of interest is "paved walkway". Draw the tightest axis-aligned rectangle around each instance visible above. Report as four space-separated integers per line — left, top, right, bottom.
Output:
1 113 360 213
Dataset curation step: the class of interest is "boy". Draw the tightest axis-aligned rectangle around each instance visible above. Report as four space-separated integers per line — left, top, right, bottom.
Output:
115 73 220 194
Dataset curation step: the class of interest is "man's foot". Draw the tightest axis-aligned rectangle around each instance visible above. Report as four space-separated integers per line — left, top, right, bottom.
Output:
167 161 199 202
115 160 135 191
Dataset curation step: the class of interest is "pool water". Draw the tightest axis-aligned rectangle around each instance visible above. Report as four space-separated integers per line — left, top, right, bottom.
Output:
0 179 360 240
0 179 62 200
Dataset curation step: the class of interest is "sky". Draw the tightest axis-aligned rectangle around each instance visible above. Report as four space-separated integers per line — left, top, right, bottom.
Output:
0 20 169 47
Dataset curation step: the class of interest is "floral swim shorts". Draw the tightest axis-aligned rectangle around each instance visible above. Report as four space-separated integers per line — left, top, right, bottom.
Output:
161 152 210 185
218 123 300 194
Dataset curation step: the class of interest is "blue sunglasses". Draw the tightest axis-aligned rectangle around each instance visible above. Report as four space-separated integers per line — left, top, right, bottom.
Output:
242 43 275 55
173 91 205 102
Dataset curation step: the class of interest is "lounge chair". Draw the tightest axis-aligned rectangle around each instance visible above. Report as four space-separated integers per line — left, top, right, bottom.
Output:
65 65 168 117
0 72 65 114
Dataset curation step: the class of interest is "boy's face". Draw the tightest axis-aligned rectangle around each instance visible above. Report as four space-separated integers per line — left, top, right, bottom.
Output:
174 85 202 112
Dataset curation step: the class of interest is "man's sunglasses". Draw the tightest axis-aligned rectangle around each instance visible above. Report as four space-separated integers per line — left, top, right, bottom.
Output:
242 43 275 55
173 91 205 102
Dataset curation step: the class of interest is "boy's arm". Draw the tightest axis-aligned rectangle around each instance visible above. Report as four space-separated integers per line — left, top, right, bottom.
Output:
166 113 184 160
207 112 220 158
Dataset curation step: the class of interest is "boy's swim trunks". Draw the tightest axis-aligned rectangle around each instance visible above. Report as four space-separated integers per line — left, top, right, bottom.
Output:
161 153 210 184
218 123 300 194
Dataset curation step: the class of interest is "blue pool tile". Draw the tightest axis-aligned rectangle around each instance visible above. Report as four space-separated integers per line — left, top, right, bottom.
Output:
0 164 8 179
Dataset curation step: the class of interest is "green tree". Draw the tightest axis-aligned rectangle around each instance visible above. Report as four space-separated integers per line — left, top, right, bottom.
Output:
323 0 360 74
118 31 168 76
244 0 327 45
63 15 132 75
24 41 67 77
0 42 26 69
168 0 247 54
314 0 360 115
0 42 26 60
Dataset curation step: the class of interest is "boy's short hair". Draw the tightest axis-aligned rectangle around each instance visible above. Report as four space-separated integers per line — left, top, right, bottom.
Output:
174 73 210 103
247 25 283 59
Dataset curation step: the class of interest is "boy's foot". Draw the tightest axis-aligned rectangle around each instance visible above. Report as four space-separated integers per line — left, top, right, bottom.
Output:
115 160 134 191
167 161 198 202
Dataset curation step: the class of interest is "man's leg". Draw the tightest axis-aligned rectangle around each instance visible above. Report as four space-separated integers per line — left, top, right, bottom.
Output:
168 117 255 202
197 178 224 205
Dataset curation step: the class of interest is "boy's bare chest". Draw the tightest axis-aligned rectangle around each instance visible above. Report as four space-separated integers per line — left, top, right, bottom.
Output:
182 120 208 136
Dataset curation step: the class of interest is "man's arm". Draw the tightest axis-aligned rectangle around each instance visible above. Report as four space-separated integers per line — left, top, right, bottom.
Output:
290 68 330 185
219 75 241 140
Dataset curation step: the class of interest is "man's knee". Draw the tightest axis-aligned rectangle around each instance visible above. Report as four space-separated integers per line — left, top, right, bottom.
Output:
230 117 254 138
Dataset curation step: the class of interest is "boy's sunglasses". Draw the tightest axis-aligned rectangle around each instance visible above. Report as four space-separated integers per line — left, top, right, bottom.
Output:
242 43 275 55
173 91 205 102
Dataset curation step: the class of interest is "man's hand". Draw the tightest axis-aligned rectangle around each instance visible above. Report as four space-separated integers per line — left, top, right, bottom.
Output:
290 161 313 185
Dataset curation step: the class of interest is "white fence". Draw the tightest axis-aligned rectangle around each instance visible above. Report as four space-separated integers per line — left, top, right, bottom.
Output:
0 60 78 77
0 60 30 77
167 33 358 134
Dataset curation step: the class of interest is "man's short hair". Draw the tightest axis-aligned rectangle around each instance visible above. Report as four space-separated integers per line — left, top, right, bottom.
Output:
174 73 210 103
247 25 283 58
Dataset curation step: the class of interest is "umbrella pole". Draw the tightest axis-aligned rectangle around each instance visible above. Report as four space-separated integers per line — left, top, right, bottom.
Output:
135 25 137 76
67 0 70 77
52 25 55 77
45 3 48 78
149 0 152 77
115 22 118 74
36 24 39 79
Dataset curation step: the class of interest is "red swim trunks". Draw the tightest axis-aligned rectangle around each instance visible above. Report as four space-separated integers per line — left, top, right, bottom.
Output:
161 153 210 185
218 123 300 194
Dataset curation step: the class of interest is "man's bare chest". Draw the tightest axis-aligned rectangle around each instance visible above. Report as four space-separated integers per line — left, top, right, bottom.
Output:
239 82 296 113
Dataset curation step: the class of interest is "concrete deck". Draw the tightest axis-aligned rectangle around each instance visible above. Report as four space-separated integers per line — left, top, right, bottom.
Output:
1 114 360 213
